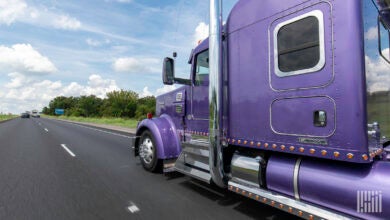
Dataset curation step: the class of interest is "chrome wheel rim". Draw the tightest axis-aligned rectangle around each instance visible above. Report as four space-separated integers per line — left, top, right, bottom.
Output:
140 137 154 164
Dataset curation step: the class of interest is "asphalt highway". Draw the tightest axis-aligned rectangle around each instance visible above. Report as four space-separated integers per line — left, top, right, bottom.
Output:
0 118 297 220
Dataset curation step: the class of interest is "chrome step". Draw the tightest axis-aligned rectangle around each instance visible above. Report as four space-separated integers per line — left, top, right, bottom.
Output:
228 181 353 220
174 152 211 183
173 139 211 183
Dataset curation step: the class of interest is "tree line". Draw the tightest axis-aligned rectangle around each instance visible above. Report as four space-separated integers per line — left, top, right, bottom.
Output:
42 90 156 120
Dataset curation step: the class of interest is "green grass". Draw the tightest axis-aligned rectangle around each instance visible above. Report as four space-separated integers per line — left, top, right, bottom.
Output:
0 114 17 121
44 115 138 129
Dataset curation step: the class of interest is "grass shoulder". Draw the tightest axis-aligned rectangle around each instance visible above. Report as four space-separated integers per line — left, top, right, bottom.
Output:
43 115 138 129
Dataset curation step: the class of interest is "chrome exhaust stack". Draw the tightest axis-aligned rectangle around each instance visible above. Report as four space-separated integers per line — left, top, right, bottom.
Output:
209 0 226 187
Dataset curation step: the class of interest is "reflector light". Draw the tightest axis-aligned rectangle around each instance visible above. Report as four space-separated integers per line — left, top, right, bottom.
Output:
309 149 316 154
289 207 293 213
334 151 340 158
347 153 354 159
250 141 254 146
321 150 327 156
299 147 305 153
272 144 277 149
298 211 303 216
362 154 369 161
243 140 248 145
290 146 295 151
147 113 153 119
257 142 261 147
264 143 269 148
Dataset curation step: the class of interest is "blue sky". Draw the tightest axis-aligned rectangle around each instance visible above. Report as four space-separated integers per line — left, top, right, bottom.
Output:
0 0 388 114
0 0 238 113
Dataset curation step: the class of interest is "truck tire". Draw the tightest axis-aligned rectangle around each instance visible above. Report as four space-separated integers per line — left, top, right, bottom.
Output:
138 130 162 172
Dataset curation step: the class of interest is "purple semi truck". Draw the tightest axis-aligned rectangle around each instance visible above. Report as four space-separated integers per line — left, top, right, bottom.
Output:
132 0 390 219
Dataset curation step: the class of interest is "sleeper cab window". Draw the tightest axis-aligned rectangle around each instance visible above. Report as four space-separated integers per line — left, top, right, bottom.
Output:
194 50 209 86
273 10 325 77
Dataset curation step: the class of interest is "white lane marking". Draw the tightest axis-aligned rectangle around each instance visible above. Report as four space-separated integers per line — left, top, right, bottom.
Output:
60 144 76 157
54 120 135 139
44 128 49 132
127 203 140 213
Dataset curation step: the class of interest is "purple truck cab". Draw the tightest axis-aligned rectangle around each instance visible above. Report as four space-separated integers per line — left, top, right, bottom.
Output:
133 0 390 219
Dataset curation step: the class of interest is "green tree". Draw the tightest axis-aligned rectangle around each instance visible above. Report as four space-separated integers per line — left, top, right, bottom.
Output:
135 96 156 120
104 90 139 117
76 95 103 117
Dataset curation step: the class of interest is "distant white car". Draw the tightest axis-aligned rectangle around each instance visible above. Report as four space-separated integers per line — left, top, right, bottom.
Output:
31 110 40 118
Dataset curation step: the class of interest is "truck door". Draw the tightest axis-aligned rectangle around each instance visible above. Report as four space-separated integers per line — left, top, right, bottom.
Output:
188 49 209 133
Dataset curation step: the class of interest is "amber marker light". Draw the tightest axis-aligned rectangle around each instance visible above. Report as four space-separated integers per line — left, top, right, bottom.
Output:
264 143 269 148
288 207 293 213
298 211 303 216
232 139 236 143
237 140 241 144
255 195 260 200
271 201 275 206
243 140 248 145
309 148 315 154
272 144 277 149
309 215 314 220
321 150 327 156
280 145 286 150
362 154 369 161
334 151 340 158
279 204 284 209
250 141 254 146
257 142 261 147
299 147 305 153
290 146 295 151
347 153 354 159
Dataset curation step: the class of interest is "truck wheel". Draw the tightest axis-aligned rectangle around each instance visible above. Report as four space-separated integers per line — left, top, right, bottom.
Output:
138 130 161 172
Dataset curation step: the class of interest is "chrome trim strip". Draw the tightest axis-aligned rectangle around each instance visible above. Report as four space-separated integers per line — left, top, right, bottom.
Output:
293 158 302 200
269 95 337 138
228 181 353 220
208 0 226 188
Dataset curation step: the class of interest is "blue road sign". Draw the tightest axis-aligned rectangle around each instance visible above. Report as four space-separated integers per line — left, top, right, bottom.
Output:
55 109 65 115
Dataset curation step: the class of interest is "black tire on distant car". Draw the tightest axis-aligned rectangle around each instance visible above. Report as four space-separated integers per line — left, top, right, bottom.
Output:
138 130 162 172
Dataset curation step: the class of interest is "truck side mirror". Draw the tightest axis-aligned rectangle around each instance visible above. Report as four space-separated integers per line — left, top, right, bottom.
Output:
163 57 175 85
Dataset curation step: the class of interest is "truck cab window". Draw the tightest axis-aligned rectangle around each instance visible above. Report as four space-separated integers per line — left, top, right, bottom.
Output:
274 10 325 77
194 50 209 86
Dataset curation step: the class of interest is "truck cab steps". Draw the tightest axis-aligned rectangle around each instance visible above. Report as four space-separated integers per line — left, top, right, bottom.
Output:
174 139 211 183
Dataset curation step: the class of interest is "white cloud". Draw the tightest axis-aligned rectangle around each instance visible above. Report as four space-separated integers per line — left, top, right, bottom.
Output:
0 0 27 25
86 38 110 47
53 15 81 30
366 48 390 93
365 27 378 40
193 22 209 46
0 44 57 74
0 74 120 113
140 86 153 98
113 57 160 73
